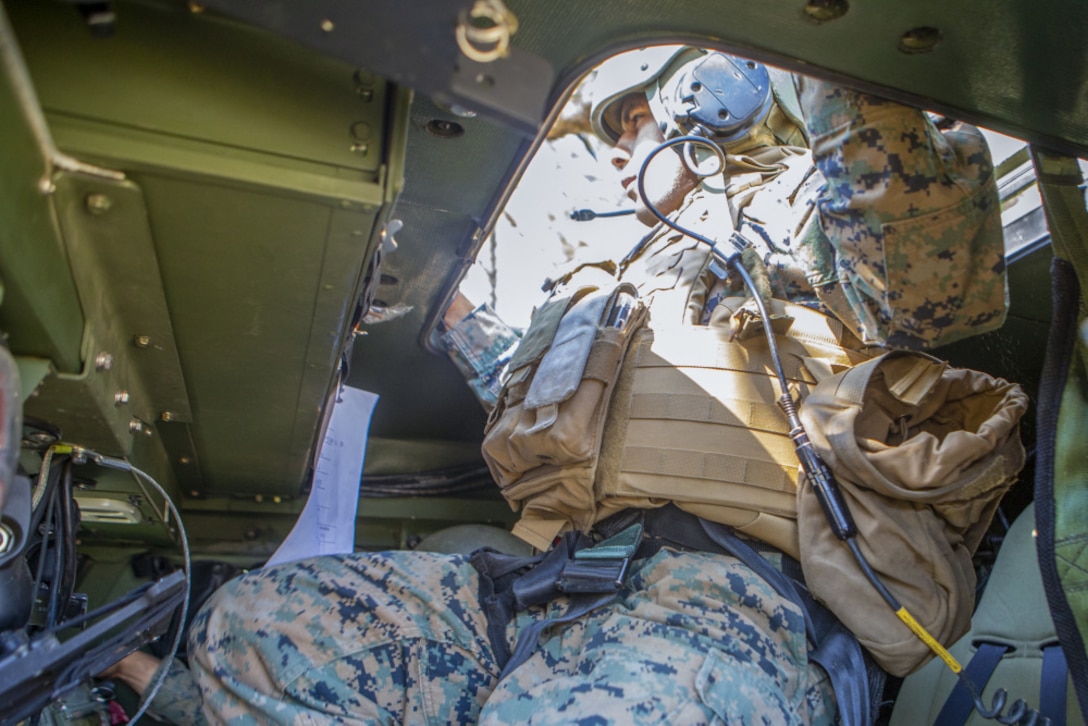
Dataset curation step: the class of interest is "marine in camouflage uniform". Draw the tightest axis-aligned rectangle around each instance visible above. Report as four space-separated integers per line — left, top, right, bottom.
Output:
184 50 1004 724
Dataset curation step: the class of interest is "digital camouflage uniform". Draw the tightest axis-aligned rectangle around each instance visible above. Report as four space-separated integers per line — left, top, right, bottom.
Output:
189 549 833 724
146 659 210 725
182 77 1004 724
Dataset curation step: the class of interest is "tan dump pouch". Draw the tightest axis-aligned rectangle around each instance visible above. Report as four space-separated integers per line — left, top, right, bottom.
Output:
798 351 1029 677
481 284 647 550
596 300 880 560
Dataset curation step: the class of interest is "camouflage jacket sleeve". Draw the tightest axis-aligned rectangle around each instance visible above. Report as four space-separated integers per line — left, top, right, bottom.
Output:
439 303 521 410
794 78 1007 350
145 657 208 725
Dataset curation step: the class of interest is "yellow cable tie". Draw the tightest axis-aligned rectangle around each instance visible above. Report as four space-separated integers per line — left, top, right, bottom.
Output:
51 444 74 454
895 607 962 674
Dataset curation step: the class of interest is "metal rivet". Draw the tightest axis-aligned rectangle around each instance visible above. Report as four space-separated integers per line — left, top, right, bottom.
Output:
160 411 176 422
94 352 113 371
320 19 334 32
272 496 282 504
350 142 369 155
85 193 113 215
425 119 465 139
114 390 130 406
188 1 205 12
254 494 264 503
38 178 56 195
803 0 849 23
353 69 375 87
133 335 152 348
898 26 943 53
179 457 192 465
27 431 55 446
128 419 144 434
350 121 372 141
189 490 200 497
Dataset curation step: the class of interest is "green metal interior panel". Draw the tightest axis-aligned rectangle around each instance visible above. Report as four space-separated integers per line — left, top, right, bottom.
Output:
363 437 486 475
23 171 190 458
5 0 408 501
8 0 386 178
0 3 83 372
138 175 379 497
180 495 516 557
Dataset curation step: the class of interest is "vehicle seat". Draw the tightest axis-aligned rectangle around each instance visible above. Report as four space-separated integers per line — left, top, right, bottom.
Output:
415 524 533 556
889 503 1082 725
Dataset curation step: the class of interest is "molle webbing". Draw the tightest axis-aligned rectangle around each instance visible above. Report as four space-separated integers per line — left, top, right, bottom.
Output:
594 304 877 559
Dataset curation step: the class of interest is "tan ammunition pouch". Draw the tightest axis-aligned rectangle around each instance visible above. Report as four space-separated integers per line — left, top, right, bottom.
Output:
482 282 879 553
481 284 648 548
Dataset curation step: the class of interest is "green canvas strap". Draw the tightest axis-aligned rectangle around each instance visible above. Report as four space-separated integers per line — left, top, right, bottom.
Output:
1030 147 1088 719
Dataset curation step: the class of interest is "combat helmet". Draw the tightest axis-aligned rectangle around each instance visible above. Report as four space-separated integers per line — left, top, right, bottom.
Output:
588 46 803 151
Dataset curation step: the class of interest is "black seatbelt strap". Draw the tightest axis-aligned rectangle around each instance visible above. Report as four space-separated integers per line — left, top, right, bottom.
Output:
934 642 1010 726
1040 643 1069 726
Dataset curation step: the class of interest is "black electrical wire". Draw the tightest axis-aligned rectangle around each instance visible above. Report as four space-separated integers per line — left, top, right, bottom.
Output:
46 460 77 629
28 455 65 538
634 133 1048 726
359 463 494 498
30 479 58 628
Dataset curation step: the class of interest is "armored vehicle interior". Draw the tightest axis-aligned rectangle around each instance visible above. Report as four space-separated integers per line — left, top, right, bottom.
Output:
1 0 1086 722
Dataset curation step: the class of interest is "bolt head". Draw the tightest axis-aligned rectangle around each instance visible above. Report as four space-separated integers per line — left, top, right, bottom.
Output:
95 352 113 371
128 418 143 434
114 390 130 406
133 335 152 348
85 193 113 215
160 411 176 422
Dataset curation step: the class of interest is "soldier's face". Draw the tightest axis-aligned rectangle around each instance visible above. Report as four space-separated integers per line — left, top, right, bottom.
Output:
611 93 700 226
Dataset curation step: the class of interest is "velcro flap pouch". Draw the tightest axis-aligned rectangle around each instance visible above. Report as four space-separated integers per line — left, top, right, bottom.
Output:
482 284 645 538
524 291 613 431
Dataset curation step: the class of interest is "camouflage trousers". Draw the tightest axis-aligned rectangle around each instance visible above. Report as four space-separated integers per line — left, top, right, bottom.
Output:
188 548 836 724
